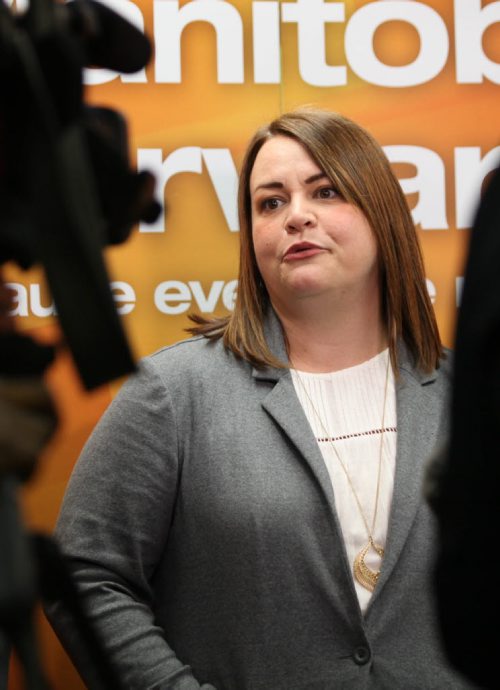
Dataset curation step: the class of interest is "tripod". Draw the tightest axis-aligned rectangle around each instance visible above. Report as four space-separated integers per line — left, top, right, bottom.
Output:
0 375 122 690
0 480 126 690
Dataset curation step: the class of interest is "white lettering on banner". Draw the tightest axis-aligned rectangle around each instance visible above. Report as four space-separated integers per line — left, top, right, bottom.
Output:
7 282 136 317
110 281 136 314
455 0 500 84
138 148 202 233
154 280 237 314
384 146 448 230
18 0 494 86
345 2 449 87
154 0 244 83
155 280 190 315
426 279 436 305
7 278 449 318
201 149 239 231
189 280 225 313
138 147 239 233
222 280 238 310
149 0 499 86
281 0 346 87
140 144 498 233
253 1 281 83
83 0 147 85
6 283 56 317
455 146 500 229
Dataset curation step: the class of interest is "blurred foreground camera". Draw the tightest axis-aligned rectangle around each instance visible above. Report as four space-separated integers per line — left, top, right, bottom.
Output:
0 0 160 389
0 2 160 687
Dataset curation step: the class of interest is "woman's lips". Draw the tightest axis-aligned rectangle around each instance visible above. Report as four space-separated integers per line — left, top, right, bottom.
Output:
283 243 326 261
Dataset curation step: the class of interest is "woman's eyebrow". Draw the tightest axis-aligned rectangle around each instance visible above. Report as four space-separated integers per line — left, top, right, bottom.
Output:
253 172 328 194
253 181 284 193
304 172 328 184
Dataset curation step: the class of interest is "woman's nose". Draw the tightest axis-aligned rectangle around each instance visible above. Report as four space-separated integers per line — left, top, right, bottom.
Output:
284 198 316 233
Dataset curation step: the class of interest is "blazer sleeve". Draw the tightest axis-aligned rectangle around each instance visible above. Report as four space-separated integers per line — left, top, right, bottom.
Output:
44 357 216 690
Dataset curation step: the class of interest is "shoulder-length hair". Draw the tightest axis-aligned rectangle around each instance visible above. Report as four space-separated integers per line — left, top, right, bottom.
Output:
188 108 442 373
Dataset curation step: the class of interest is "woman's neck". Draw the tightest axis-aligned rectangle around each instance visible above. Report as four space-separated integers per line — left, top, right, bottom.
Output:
273 293 387 373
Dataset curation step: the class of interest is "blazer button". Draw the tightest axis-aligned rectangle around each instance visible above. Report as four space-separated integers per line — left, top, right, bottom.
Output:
353 646 371 665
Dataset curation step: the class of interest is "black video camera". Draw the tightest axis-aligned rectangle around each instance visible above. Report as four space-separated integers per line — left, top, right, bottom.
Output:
0 0 160 389
0 4 161 687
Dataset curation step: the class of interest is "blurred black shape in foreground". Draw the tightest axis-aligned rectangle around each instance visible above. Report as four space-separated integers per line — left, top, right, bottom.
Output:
0 2 161 687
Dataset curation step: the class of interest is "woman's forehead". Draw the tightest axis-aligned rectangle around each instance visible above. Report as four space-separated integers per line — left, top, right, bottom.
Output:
249 136 324 192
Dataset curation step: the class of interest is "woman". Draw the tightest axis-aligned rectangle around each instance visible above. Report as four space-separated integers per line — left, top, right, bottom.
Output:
46 109 473 689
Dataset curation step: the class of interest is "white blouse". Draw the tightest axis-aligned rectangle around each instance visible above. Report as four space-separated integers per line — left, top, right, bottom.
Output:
291 349 397 613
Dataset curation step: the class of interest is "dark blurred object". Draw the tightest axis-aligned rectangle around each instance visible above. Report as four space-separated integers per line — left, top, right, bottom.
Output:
0 0 160 389
0 376 57 481
0 1 160 687
427 165 500 689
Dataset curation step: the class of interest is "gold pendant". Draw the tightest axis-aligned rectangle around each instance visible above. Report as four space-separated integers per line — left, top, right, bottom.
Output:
353 538 384 592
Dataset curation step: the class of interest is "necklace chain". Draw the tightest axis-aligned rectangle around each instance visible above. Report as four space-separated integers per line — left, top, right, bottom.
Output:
292 351 392 592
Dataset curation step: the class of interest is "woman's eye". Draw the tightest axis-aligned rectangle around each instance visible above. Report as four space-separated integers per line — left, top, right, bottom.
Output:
316 186 337 199
260 197 283 211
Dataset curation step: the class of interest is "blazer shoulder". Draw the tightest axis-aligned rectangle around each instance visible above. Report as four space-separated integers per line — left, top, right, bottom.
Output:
142 334 244 386
398 342 453 386
437 347 453 381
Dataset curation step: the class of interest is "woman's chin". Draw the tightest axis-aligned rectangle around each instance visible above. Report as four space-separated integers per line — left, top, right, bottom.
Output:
285 278 330 299
280 265 329 293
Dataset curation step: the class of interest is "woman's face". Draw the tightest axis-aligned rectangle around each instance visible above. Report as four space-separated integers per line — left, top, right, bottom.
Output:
250 135 380 311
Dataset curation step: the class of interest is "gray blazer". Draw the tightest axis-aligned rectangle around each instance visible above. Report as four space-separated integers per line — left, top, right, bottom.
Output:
47 312 475 689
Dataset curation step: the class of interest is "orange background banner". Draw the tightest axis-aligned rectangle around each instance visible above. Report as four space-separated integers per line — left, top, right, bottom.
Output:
5 1 499 687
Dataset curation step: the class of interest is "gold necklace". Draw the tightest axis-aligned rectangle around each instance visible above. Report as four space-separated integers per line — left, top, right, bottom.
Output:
292 351 391 593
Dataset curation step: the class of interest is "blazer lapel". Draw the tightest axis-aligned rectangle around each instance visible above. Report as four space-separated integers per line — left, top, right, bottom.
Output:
256 368 362 617
372 346 445 601
252 309 363 613
253 307 340 517
258 369 338 514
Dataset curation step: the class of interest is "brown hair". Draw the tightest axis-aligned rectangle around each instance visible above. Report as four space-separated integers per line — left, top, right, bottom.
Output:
188 108 442 372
